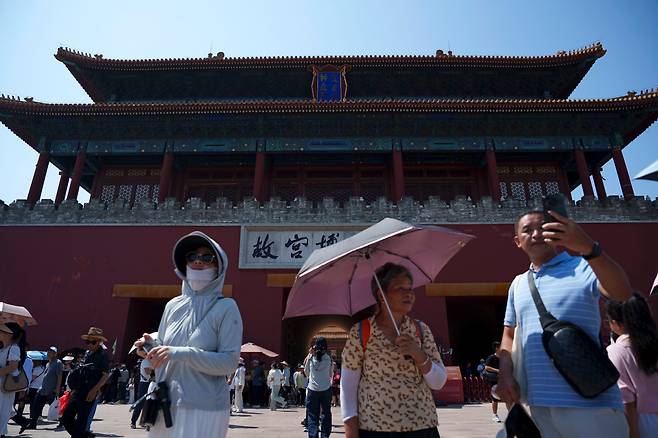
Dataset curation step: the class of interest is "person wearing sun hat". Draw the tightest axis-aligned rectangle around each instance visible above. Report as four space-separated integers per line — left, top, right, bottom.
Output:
232 357 246 413
132 231 243 438
61 327 110 438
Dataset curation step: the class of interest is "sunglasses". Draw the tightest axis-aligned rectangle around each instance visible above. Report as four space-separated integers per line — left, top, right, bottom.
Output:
85 340 98 345
186 252 216 264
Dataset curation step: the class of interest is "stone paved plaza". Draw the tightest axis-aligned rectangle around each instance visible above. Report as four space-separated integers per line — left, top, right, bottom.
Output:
6 403 508 438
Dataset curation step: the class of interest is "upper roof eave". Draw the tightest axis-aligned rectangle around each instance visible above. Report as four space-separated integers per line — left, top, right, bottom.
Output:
54 43 606 71
1 89 657 116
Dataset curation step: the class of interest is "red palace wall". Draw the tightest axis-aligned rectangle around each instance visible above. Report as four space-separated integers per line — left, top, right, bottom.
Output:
1 223 656 362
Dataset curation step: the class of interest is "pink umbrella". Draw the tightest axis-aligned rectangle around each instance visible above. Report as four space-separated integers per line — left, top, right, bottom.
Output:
0 302 38 326
240 342 279 358
284 218 475 334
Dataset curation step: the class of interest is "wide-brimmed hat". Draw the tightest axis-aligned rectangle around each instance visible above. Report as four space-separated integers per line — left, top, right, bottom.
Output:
81 327 108 342
280 361 289 367
62 355 75 361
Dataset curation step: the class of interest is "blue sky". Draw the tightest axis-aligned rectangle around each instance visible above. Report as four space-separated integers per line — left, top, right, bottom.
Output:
0 0 656 203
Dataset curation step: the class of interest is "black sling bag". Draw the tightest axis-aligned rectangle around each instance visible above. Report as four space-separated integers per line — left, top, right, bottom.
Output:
527 271 619 398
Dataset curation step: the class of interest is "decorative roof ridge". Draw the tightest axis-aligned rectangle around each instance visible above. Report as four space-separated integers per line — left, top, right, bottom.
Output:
54 42 606 69
3 86 657 109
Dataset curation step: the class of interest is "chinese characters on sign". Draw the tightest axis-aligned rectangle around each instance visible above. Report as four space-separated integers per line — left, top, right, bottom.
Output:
317 71 341 102
252 234 278 259
240 228 355 268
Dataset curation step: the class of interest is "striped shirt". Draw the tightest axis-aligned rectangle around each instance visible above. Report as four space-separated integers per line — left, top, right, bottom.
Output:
504 251 622 408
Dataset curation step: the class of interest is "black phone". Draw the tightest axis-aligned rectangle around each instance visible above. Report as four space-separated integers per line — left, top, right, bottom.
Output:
141 341 155 354
542 193 569 224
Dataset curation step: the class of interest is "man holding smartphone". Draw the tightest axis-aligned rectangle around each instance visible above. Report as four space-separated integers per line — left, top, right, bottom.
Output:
495 199 633 437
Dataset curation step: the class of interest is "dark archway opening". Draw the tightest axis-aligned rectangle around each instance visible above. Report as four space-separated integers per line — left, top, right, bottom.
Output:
283 315 352 367
446 296 507 376
120 298 167 364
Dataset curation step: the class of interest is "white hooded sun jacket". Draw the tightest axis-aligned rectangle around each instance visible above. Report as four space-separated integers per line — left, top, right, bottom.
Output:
153 231 243 411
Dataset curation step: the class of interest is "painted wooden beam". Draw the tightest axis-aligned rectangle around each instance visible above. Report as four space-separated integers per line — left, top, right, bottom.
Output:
266 274 511 297
113 284 233 298
266 273 297 288
425 282 511 297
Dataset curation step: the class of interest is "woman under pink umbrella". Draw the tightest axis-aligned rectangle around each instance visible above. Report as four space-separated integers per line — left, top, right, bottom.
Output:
340 263 448 438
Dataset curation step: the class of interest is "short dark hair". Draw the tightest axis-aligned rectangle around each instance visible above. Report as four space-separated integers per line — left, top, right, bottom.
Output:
514 209 543 236
370 263 413 304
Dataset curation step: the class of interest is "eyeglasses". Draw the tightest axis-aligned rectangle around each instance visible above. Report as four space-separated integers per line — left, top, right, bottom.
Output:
186 252 216 264
85 340 98 345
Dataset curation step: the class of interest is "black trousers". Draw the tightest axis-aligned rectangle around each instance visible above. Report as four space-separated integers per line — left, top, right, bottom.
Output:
29 392 56 427
358 427 440 438
61 391 94 438
130 381 150 425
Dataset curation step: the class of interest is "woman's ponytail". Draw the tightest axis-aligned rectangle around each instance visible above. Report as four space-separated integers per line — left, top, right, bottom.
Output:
622 293 658 375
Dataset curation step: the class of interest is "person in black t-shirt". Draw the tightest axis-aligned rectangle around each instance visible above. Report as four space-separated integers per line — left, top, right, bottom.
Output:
484 341 503 423
61 327 110 438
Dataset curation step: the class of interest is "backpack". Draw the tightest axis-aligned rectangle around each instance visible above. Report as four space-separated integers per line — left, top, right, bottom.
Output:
358 318 424 352
66 364 91 391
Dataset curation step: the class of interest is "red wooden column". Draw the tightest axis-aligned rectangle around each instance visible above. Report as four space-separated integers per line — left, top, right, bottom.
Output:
592 167 607 200
253 149 267 203
391 148 405 201
67 147 87 201
157 149 174 203
26 151 50 205
612 148 635 197
574 148 594 196
485 148 501 201
54 170 70 206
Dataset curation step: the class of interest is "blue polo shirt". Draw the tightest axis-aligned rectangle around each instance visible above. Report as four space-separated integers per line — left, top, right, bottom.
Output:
504 251 622 408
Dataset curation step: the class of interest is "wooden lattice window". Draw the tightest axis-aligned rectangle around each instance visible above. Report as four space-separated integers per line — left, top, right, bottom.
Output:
100 185 115 203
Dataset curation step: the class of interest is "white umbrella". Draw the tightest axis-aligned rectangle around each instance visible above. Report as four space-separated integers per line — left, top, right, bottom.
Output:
0 302 38 326
634 160 658 181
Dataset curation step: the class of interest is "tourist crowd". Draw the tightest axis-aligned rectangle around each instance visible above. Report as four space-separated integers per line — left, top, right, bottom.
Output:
1 210 657 438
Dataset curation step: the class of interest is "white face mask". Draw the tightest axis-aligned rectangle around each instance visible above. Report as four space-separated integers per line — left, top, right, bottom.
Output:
186 266 218 291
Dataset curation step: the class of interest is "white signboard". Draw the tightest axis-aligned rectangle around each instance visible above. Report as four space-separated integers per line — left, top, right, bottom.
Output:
239 226 362 269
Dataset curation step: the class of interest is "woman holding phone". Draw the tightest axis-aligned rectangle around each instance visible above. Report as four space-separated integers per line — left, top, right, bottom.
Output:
133 231 243 438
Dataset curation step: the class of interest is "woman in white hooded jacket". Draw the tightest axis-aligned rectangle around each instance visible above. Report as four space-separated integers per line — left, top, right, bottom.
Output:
134 231 243 438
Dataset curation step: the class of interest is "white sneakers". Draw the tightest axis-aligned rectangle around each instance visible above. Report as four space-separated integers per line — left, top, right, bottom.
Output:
492 413 502 423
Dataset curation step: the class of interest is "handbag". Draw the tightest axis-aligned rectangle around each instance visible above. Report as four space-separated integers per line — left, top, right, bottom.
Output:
526 271 619 398
504 403 541 438
47 397 60 421
2 349 29 393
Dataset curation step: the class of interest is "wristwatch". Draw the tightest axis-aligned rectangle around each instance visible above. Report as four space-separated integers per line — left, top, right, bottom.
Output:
582 241 602 261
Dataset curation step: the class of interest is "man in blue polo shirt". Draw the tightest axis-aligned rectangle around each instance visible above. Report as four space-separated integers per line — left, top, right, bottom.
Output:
496 209 632 437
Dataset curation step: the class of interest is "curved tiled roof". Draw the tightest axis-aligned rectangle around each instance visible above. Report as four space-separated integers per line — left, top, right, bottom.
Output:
55 43 606 71
1 89 656 116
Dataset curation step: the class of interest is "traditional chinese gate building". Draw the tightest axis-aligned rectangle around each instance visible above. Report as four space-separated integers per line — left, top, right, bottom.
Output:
1 44 657 370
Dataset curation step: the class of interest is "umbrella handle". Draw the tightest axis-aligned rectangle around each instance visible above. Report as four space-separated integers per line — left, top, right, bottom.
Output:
367 258 401 337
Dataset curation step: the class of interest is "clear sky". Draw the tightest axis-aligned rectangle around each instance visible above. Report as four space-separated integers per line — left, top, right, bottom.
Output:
0 0 656 203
